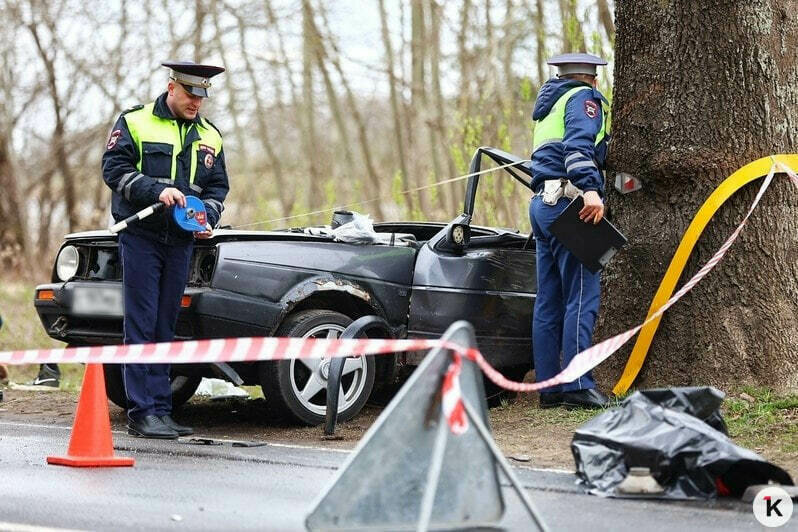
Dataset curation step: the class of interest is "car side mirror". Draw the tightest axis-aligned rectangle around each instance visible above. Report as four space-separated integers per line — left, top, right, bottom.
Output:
440 223 471 253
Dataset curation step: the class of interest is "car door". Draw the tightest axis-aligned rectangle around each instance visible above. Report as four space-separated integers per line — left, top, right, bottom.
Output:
407 232 535 369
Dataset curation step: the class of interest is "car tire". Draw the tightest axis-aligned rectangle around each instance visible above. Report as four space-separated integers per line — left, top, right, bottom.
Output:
260 310 376 426
103 364 202 410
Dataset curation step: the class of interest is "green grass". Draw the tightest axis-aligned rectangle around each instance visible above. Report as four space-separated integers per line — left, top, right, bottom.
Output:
522 386 797 457
494 387 796 467
0 281 85 392
722 386 798 454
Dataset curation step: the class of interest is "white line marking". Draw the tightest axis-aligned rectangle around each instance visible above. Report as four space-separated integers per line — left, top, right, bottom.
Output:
0 521 87 532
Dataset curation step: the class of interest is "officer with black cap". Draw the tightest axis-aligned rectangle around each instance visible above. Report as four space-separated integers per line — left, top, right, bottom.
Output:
102 61 230 438
528 53 611 409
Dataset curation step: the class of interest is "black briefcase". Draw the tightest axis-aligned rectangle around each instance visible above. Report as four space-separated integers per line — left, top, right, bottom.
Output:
548 196 627 273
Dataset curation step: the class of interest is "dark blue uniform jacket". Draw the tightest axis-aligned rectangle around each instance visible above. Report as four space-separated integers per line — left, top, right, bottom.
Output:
530 78 609 195
102 93 229 245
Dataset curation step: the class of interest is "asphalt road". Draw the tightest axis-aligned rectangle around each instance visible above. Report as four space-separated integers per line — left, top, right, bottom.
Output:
0 420 767 531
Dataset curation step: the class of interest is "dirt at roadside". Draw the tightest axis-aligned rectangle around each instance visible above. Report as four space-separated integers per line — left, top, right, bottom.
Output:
0 388 576 471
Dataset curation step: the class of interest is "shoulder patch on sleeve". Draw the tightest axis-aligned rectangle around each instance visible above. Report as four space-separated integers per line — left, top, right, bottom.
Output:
121 104 144 116
106 129 122 150
584 100 599 119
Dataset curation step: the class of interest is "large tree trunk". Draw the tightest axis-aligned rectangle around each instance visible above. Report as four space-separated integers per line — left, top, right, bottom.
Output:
599 1 798 392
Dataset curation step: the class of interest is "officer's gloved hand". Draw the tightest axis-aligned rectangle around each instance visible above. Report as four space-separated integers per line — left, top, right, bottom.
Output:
579 191 605 224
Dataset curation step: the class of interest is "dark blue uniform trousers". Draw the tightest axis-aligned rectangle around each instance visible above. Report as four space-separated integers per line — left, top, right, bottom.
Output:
118 232 192 421
529 196 600 393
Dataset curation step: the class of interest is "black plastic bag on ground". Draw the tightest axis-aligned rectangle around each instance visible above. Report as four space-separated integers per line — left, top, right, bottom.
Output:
637 387 728 435
571 386 793 500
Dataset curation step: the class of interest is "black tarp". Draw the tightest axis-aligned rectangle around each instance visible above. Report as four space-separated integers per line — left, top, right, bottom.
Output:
571 387 793 499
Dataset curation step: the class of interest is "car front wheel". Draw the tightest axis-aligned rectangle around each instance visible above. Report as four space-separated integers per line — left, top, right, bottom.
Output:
103 364 202 410
260 310 376 426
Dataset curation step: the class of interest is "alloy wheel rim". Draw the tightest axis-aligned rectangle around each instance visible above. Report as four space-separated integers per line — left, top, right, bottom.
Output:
289 322 368 416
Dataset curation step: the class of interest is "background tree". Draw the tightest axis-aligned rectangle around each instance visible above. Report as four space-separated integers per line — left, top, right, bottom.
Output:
598 0 798 391
0 0 615 268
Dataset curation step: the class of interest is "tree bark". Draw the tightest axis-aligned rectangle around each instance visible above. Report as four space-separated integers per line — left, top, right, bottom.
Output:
600 0 798 391
558 0 586 53
306 11 356 203
316 6 386 219
28 19 79 233
378 0 414 214
409 0 434 216
428 0 459 213
0 129 31 270
302 0 324 210
210 0 246 154
232 7 292 215
534 0 546 85
193 0 206 61
456 0 473 119
596 0 615 42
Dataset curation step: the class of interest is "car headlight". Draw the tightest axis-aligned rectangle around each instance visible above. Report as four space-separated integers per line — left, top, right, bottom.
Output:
56 245 80 281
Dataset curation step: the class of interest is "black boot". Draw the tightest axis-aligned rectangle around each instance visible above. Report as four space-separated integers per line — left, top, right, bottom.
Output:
159 415 194 436
559 388 610 409
128 415 179 439
539 392 563 408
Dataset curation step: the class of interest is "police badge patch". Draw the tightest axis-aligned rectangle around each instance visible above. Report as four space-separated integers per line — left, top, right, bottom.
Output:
106 130 122 150
204 153 215 169
584 100 598 119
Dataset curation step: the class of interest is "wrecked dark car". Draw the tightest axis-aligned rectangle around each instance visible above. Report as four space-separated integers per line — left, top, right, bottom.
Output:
34 147 537 425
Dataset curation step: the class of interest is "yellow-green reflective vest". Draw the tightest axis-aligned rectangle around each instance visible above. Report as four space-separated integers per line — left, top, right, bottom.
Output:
123 103 223 186
531 86 610 153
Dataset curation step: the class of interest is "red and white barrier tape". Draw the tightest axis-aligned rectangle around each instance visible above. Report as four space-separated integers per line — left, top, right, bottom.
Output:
2 163 794 435
0 335 607 435
0 337 438 366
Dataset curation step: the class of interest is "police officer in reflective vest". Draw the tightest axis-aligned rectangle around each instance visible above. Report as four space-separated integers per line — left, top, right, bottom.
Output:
102 61 229 438
529 53 611 409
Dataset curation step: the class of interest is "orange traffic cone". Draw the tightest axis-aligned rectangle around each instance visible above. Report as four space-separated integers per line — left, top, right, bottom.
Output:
47 363 134 467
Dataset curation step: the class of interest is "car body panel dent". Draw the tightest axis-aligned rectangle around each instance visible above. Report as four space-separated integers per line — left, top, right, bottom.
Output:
285 277 372 304
278 275 410 335
412 244 535 293
408 240 535 360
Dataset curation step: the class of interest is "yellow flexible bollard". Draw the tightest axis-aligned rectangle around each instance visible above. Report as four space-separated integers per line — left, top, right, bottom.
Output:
613 154 798 396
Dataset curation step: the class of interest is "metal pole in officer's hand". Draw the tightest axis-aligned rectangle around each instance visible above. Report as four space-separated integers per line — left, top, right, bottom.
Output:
109 203 165 234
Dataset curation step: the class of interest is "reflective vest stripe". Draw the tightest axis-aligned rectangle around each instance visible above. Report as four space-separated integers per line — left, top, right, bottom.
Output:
566 160 597 173
533 138 564 151
123 103 223 185
564 152 585 165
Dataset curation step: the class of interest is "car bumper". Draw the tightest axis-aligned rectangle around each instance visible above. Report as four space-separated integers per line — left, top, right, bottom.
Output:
34 282 283 345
